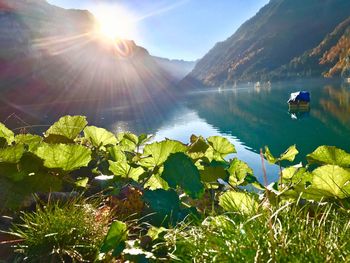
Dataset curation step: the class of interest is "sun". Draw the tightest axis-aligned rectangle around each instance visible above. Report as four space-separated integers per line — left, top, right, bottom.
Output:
93 5 136 41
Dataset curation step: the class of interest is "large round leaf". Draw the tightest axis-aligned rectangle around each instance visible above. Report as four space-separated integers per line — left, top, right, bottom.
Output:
200 166 227 183
0 144 25 164
310 165 350 199
84 126 118 147
219 191 259 215
15 134 42 152
307 146 350 168
144 173 169 190
227 158 254 186
45 115 87 142
162 152 204 199
187 135 209 160
207 136 236 161
140 140 187 168
109 160 144 181
107 145 127 162
35 143 92 171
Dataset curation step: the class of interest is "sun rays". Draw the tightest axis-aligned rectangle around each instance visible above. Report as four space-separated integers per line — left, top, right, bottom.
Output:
93 5 137 42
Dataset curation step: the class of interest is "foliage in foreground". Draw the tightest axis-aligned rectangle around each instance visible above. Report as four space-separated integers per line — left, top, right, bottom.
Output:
158 204 350 262
10 198 110 262
1 115 350 262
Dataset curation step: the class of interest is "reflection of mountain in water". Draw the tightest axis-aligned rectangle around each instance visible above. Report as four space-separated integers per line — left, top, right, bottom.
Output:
185 79 350 162
0 95 180 136
316 85 350 128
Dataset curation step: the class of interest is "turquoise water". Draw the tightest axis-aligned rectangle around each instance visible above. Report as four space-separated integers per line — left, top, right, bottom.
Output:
1 78 349 183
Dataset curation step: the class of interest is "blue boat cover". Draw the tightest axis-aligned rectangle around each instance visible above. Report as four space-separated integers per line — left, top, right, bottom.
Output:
288 91 310 103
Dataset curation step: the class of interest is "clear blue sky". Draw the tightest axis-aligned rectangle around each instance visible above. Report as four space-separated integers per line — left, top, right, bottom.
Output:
47 0 269 61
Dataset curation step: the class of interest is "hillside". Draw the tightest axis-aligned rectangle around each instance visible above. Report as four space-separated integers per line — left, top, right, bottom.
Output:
0 0 175 107
272 17 350 79
185 0 350 86
152 57 196 82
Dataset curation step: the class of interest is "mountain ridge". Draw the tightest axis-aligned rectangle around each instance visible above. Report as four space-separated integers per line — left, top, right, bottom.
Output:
0 0 190 108
185 0 350 87
273 17 350 79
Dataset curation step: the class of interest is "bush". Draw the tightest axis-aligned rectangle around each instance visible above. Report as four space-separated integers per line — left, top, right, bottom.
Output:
10 197 110 262
157 203 350 262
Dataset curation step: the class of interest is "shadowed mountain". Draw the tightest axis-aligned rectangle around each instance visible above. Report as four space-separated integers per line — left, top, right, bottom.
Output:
273 17 350 79
184 0 350 87
0 0 176 111
152 57 196 82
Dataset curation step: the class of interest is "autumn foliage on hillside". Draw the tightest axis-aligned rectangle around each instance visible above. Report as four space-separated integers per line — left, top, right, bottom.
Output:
321 28 350 77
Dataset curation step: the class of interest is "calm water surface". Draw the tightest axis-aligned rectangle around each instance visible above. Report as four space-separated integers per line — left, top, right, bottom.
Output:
1 78 349 183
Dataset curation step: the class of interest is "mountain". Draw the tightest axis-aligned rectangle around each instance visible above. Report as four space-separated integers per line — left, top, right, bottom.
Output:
185 0 350 87
0 0 174 108
152 57 196 81
273 17 350 79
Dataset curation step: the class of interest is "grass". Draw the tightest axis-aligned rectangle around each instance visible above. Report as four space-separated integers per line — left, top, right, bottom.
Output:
9 197 110 262
155 202 350 262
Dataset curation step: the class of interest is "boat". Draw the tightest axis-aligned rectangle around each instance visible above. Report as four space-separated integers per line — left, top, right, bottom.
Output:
288 91 310 111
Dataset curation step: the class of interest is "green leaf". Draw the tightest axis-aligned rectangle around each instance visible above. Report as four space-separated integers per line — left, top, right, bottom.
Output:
282 166 299 180
187 135 209 160
84 126 117 147
45 115 87 142
227 158 253 186
140 140 187 168
122 132 139 145
0 171 62 209
143 189 180 226
138 134 153 146
307 146 350 168
15 134 42 152
35 143 91 171
309 165 350 199
200 165 227 183
264 146 277 164
265 145 298 164
0 153 44 182
198 161 228 183
282 166 308 183
162 153 204 199
100 220 128 255
144 173 169 190
119 138 137 152
0 144 25 164
207 136 236 161
147 226 167 241
219 191 259 215
0 122 14 145
279 145 298 162
109 160 144 181
75 177 89 188
108 145 127 162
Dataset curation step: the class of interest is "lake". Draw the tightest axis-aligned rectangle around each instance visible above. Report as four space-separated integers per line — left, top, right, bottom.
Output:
1 78 349 184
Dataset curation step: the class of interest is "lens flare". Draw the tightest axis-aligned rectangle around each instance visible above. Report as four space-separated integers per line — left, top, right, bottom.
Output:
93 5 136 41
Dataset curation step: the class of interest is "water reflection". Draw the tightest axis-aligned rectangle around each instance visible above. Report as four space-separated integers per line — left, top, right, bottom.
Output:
0 79 349 183
184 79 350 164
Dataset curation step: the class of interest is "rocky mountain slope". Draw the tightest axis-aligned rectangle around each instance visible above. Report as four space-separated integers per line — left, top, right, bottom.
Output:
185 0 350 87
274 17 350 79
0 0 177 107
